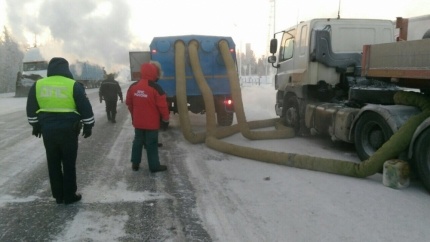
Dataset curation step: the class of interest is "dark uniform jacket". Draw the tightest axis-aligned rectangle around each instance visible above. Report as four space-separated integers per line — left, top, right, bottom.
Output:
99 76 123 102
26 58 95 131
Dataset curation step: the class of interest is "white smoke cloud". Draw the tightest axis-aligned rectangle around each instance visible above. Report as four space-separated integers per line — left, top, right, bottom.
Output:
5 0 146 75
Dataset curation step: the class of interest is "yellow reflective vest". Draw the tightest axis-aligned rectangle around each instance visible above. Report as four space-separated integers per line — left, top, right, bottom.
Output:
36 76 78 114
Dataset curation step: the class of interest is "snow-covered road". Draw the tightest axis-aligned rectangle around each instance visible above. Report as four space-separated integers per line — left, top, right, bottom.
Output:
1 84 430 242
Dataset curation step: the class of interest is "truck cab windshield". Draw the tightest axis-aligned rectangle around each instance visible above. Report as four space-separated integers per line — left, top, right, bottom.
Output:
23 61 48 71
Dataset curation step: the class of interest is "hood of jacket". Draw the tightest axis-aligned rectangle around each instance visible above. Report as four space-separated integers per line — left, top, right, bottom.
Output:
47 57 74 79
106 73 115 81
140 62 159 82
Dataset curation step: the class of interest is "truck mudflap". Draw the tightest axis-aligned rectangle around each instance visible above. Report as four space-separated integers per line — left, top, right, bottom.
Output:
275 103 282 116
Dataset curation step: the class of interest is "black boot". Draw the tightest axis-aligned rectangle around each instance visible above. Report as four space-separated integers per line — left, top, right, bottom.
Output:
111 113 116 123
107 112 111 121
64 193 82 205
150 165 167 173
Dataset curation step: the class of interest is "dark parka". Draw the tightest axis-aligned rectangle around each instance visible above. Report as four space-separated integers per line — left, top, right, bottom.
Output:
25 57 94 203
99 74 123 102
26 58 95 130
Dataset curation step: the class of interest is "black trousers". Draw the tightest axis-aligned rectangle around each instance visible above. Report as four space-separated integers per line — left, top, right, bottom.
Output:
42 127 79 201
105 99 117 118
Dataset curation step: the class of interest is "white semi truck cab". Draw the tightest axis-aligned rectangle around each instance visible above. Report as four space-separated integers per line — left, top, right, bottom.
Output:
15 47 48 97
270 18 394 91
268 18 401 141
268 17 430 192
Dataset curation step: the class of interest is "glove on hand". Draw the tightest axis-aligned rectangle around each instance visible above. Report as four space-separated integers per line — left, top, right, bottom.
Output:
32 124 42 138
82 128 92 138
160 120 169 131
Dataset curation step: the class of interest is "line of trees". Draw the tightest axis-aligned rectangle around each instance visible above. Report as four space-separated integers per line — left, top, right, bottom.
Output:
237 44 272 77
0 26 108 94
1 25 271 94
0 27 24 94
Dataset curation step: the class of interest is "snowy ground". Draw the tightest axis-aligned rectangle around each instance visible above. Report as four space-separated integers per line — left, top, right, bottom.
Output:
1 84 430 241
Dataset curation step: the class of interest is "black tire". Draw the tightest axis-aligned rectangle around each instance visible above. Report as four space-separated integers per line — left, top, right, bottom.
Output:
354 112 394 161
217 108 233 126
423 29 430 39
413 128 430 193
283 95 300 134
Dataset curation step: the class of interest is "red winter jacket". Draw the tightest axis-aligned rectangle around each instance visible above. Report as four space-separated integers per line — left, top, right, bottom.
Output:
126 63 169 130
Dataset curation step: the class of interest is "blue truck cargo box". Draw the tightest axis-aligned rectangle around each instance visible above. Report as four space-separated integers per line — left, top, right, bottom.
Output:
149 35 236 98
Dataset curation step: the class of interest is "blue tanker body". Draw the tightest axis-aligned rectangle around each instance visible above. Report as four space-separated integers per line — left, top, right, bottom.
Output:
145 35 236 126
149 35 236 98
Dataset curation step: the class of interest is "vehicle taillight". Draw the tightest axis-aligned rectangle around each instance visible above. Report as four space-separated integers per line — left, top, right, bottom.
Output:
224 99 233 105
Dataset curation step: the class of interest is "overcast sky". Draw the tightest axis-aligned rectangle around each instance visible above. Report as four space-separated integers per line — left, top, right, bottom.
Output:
1 0 430 75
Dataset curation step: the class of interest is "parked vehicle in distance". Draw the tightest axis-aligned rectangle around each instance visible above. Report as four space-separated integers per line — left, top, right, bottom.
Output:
15 47 47 97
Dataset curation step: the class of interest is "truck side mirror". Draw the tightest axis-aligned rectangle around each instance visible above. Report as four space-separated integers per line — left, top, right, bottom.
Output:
268 56 277 64
270 39 278 54
267 56 279 68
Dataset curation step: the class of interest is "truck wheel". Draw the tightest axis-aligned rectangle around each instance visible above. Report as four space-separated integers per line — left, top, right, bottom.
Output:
413 128 430 193
283 96 300 133
354 112 393 161
423 29 430 39
217 108 233 126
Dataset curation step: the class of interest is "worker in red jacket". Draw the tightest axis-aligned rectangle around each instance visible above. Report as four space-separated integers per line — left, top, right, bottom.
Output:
126 61 170 172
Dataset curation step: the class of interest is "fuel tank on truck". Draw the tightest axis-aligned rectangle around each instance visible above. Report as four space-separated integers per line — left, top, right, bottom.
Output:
305 102 359 142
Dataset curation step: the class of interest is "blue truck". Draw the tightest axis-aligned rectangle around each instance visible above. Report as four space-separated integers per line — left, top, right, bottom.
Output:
129 35 237 126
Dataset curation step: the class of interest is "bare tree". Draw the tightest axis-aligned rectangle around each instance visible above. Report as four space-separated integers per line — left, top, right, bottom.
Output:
0 27 24 93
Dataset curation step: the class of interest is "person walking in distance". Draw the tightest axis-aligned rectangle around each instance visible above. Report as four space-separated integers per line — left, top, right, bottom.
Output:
99 73 123 123
126 61 169 172
26 57 95 205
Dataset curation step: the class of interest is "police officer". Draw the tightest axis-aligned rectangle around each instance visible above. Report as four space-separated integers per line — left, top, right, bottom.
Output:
99 73 123 123
26 57 95 205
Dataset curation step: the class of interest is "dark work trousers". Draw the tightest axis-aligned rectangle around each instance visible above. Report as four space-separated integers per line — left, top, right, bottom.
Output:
105 99 117 121
42 127 79 201
131 129 160 171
